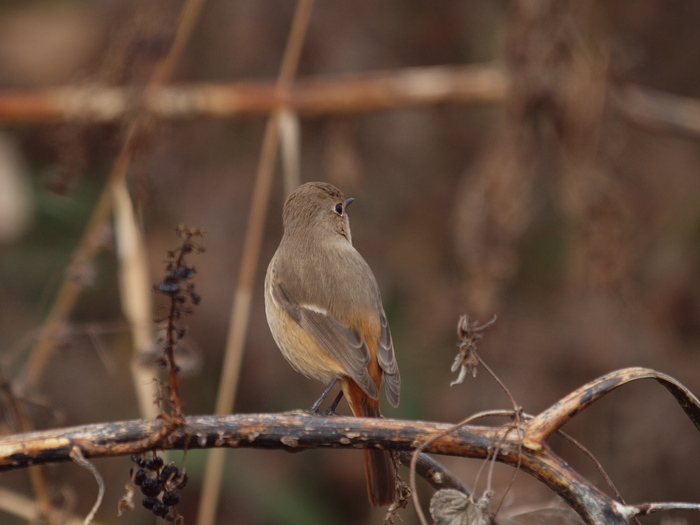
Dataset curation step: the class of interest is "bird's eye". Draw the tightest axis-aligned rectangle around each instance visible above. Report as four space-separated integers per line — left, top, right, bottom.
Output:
334 202 343 215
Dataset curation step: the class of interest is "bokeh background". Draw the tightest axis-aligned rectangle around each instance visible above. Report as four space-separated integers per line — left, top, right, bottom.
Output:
1 0 699 524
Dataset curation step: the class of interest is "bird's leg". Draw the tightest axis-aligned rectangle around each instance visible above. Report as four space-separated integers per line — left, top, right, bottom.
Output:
310 378 338 413
322 390 344 416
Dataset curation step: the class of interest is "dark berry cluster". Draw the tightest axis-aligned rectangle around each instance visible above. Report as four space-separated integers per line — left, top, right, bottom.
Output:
130 454 188 521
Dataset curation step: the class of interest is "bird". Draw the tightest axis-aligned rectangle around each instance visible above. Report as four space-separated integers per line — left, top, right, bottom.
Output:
264 181 400 506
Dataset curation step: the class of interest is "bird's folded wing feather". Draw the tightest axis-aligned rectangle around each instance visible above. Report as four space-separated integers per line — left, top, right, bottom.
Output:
272 281 378 400
377 314 400 407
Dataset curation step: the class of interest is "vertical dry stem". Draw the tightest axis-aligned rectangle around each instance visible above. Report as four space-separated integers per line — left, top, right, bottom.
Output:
196 2 315 524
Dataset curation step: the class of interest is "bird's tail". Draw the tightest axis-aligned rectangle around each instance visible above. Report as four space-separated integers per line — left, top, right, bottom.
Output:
342 379 397 507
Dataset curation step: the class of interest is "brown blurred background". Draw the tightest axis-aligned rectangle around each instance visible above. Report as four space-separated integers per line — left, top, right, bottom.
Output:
1 0 699 524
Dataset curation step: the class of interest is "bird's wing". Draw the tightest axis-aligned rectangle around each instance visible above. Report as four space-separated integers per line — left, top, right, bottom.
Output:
271 281 378 400
377 313 400 407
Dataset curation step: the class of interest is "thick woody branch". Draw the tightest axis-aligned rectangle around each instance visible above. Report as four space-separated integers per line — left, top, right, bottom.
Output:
0 411 661 524
3 368 697 523
0 412 495 471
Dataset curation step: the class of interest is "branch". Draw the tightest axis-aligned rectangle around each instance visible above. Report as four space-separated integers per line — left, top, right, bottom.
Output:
614 84 700 137
3 367 696 524
2 66 700 140
0 410 691 525
523 367 700 449
0 64 506 123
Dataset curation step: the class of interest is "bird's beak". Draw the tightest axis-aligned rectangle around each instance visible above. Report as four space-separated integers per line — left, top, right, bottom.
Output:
344 197 355 209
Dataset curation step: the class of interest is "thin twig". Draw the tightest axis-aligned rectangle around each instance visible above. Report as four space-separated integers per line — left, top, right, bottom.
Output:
409 410 504 525
153 226 204 418
556 430 625 503
148 0 209 86
470 353 526 518
489 422 522 518
69 447 105 525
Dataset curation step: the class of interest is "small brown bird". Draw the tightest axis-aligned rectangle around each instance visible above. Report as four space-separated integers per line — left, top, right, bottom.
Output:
265 182 400 506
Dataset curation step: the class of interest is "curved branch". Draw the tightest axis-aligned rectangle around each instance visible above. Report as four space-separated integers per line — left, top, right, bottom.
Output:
523 367 700 449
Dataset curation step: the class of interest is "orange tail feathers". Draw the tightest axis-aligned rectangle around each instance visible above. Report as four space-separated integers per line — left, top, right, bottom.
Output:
341 379 397 507
363 446 397 506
